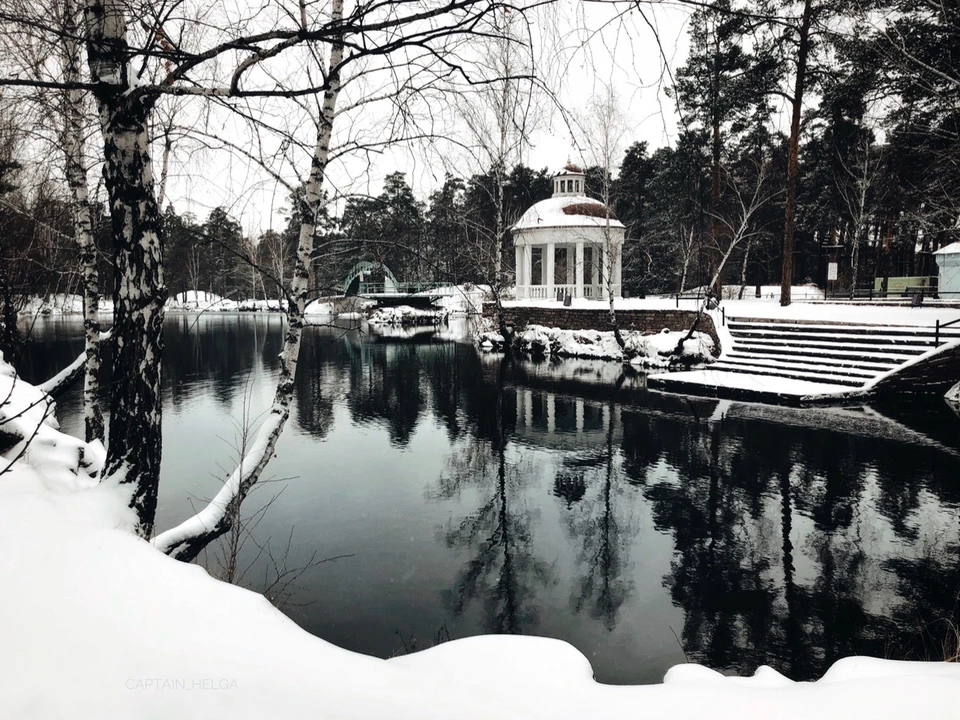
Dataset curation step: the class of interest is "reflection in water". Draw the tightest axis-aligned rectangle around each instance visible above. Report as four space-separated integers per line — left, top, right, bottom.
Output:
15 315 960 684
433 361 549 634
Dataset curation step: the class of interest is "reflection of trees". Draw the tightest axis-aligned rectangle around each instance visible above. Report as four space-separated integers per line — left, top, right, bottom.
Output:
561 401 634 630
294 330 338 439
433 358 548 634
649 420 779 675
621 401 960 680
163 314 284 410
346 342 424 445
883 545 960 661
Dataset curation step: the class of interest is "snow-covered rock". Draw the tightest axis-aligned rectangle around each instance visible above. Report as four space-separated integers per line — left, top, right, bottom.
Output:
512 325 715 366
624 329 716 368
369 305 444 326
237 298 285 312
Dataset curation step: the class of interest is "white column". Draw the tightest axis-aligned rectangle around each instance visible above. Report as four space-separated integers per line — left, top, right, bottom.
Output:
613 242 622 297
575 242 584 298
546 242 556 299
515 244 524 298
599 246 608 299
547 394 556 434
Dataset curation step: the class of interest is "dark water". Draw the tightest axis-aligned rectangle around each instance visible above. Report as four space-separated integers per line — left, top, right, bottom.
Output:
17 314 960 684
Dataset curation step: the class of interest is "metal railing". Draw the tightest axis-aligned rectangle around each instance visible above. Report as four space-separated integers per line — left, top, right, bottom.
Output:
821 288 960 302
517 284 611 300
357 281 450 295
935 316 960 346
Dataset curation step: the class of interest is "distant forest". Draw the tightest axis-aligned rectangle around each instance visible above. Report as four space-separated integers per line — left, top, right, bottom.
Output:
2 0 958 303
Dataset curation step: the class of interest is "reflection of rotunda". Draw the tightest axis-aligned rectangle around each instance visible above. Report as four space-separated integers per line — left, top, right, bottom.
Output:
512 166 625 300
513 389 623 450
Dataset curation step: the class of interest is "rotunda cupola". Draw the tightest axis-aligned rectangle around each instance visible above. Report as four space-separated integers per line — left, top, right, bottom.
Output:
552 164 585 197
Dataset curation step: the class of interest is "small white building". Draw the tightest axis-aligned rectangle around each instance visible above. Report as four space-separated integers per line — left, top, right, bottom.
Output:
934 242 960 297
512 167 625 300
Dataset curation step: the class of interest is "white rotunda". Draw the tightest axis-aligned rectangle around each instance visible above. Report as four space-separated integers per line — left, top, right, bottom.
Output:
512 166 625 300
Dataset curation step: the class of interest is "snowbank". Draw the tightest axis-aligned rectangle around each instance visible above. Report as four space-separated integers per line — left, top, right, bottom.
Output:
513 325 716 367
18 293 115 317
947 381 960 404
305 298 376 318
166 293 286 312
715 283 824 301
1 358 959 718
166 290 239 312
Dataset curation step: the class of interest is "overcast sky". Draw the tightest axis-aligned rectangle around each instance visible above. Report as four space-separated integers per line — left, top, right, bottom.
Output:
162 1 695 237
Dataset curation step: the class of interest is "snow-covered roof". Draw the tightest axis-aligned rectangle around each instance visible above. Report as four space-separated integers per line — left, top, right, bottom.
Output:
933 241 960 255
512 196 625 231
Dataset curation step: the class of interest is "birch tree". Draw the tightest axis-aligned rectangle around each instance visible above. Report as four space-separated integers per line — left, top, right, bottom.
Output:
1 0 539 540
61 0 103 443
575 83 628 347
836 139 881 293
453 5 546 345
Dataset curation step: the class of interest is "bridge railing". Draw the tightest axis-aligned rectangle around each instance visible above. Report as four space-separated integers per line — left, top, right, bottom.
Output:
357 281 450 295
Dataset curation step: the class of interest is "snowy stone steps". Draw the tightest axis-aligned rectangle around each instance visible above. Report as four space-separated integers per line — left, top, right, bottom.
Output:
708 362 868 388
731 338 928 360
649 314 958 404
722 354 884 379
727 329 946 350
725 349 899 371
727 320 960 339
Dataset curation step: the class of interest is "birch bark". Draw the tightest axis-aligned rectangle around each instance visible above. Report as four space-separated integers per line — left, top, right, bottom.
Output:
63 0 104 443
85 0 166 536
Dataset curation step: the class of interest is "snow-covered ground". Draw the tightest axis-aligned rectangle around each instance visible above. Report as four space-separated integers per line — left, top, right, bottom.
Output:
418 283 489 316
18 293 115 317
1 354 959 718
503 294 960 326
166 291 289 312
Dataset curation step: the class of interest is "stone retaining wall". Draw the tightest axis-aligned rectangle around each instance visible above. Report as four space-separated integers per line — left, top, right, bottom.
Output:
483 303 721 347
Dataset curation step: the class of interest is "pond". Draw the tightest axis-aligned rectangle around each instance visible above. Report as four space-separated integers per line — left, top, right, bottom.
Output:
17 314 960 685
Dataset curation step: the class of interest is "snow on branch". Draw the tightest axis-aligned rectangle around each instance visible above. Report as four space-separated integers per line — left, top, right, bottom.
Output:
37 330 111 399
151 411 285 561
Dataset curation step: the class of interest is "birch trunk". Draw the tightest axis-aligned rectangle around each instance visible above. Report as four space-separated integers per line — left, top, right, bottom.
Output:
63 0 104 443
85 0 166 536
153 0 345 561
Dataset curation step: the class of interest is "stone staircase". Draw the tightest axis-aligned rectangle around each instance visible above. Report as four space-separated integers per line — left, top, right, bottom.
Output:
648 316 960 404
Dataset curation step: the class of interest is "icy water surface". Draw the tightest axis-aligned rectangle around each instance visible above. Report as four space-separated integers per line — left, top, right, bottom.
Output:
19 314 960 684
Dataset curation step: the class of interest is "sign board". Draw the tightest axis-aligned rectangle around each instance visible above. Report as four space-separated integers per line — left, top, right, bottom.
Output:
827 262 838 281
874 276 936 292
